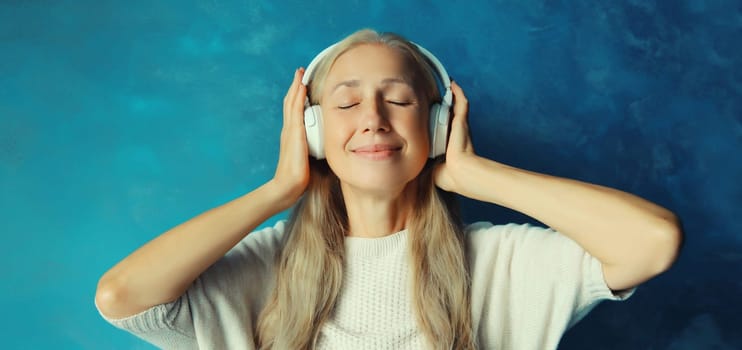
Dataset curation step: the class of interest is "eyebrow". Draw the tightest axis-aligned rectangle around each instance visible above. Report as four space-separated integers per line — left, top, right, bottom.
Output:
329 77 413 94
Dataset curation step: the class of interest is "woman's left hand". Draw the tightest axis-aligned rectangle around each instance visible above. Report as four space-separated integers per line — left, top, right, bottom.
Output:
433 81 479 194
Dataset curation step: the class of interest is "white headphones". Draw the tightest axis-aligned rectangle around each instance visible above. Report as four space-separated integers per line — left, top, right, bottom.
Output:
301 41 453 159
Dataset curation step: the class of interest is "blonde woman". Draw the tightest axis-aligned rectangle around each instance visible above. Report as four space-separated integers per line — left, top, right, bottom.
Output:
95 29 683 349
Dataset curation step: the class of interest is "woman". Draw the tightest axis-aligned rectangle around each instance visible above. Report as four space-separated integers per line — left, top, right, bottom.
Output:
95 29 683 349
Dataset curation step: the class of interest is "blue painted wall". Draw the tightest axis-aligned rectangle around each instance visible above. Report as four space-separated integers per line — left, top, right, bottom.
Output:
1 1 740 348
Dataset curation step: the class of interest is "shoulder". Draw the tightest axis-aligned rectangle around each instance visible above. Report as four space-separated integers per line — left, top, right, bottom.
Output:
465 221 565 247
464 221 586 267
191 220 287 319
194 220 287 294
219 220 287 272
464 221 633 301
237 220 287 253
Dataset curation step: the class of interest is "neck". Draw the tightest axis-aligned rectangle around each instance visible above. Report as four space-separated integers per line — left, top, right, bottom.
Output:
340 182 417 238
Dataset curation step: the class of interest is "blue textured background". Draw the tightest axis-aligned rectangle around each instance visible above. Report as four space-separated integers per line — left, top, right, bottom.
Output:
1 1 740 349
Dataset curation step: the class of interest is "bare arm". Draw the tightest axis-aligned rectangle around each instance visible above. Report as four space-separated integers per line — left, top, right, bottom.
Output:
435 82 683 292
95 68 310 319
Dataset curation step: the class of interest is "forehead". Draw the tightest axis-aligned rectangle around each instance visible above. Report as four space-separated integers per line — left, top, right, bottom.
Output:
326 44 413 81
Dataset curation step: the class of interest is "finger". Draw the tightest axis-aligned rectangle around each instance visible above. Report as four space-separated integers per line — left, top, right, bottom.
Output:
283 68 301 106
449 81 474 152
450 80 469 124
283 68 304 125
289 68 307 128
292 83 307 129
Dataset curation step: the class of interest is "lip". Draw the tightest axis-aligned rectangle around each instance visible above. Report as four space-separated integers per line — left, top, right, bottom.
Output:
352 144 402 152
351 144 402 160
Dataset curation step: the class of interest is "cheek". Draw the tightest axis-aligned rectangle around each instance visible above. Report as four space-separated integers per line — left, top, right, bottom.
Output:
322 117 353 155
323 115 344 136
409 111 431 144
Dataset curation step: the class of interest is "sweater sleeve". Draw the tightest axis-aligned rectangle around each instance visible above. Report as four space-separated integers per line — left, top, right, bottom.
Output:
95 220 286 349
466 222 635 349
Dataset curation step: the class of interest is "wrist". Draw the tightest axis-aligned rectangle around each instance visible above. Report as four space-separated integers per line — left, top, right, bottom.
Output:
447 155 484 194
263 178 305 211
452 156 508 201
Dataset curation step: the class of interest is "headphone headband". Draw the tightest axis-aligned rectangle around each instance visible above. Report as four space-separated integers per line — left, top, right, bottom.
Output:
301 41 452 105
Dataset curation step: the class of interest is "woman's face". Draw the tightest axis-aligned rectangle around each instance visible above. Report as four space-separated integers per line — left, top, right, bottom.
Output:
319 43 430 195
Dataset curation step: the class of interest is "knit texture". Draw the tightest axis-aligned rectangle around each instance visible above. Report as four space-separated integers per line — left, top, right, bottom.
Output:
96 220 634 349
315 228 426 349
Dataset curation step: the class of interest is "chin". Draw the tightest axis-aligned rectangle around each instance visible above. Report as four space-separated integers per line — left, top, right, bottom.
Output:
328 156 427 195
345 169 424 194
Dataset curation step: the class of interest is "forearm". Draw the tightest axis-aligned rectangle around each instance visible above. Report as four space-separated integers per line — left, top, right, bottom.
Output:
95 180 291 319
455 156 682 286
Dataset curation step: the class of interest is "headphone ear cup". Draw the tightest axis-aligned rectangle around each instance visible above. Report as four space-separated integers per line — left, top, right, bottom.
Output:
304 105 325 159
428 103 450 158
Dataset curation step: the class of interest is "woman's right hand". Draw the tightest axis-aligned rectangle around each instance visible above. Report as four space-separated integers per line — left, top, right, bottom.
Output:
270 68 311 208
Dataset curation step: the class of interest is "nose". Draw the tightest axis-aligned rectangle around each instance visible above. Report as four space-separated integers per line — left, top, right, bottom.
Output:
361 96 390 134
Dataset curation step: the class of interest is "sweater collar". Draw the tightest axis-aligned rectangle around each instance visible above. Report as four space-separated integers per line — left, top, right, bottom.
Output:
344 228 409 257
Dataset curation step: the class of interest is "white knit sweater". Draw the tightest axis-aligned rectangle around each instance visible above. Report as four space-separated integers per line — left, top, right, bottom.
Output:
97 220 633 349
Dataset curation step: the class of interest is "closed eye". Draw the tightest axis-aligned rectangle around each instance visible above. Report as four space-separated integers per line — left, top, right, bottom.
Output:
388 101 413 106
338 103 359 110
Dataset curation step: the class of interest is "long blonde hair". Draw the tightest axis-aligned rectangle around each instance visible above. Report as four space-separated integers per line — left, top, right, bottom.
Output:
256 29 475 349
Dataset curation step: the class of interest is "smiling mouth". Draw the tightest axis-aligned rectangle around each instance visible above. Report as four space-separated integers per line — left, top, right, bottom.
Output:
352 144 403 159
353 144 402 152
